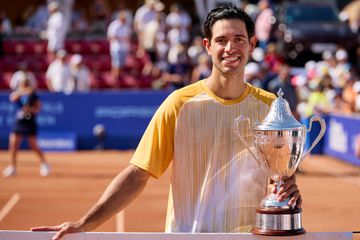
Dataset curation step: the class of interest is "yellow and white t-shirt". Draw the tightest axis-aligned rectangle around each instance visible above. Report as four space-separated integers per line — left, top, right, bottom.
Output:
131 80 275 232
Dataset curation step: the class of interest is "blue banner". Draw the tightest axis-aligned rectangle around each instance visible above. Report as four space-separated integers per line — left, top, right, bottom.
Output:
323 114 360 166
0 90 170 150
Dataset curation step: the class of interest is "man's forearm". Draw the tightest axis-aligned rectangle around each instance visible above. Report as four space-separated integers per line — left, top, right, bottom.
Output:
77 164 150 231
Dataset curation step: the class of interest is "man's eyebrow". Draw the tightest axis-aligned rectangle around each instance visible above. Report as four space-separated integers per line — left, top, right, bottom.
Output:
213 34 247 39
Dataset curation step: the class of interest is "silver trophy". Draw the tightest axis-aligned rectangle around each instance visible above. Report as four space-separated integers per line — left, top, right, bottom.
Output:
235 89 326 236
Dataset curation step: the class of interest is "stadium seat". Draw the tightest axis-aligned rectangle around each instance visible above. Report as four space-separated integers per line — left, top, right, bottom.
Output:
66 40 84 53
31 40 47 54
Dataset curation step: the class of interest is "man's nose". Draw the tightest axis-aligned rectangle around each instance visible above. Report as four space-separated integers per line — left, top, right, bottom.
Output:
224 41 234 52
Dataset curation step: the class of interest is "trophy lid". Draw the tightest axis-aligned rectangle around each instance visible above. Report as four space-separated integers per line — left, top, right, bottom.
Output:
255 89 303 131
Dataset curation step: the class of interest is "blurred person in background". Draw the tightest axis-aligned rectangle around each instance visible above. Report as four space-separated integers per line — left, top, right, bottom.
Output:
153 43 190 90
25 1 49 34
141 9 166 78
187 36 207 66
90 0 111 34
355 134 360 159
305 81 331 117
111 2 133 27
342 73 360 114
190 53 211 83
254 0 274 50
107 11 132 88
134 0 164 52
244 61 262 88
354 81 360 113
2 74 50 177
0 11 13 35
268 63 298 118
68 54 91 92
165 3 191 45
340 0 360 34
46 49 72 93
332 48 351 90
44 1 67 60
10 62 37 90
70 6 89 33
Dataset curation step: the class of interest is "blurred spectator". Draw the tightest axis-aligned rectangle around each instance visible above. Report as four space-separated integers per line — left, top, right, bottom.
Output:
25 2 49 33
68 54 91 92
142 11 166 78
165 3 191 44
340 0 360 34
251 47 265 63
191 53 211 83
332 48 351 89
305 81 331 117
263 43 284 73
244 62 262 88
244 2 260 21
153 43 190 90
45 50 72 93
60 0 75 36
268 64 298 116
90 0 111 33
342 74 359 113
71 6 89 33
134 0 164 50
320 74 337 107
10 63 37 90
254 0 274 50
111 2 133 27
107 11 132 88
154 37 170 74
45 1 67 59
355 134 360 158
354 81 360 113
0 11 13 35
187 36 206 66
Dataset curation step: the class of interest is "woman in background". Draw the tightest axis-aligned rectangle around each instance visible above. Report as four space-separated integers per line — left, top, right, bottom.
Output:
2 73 50 177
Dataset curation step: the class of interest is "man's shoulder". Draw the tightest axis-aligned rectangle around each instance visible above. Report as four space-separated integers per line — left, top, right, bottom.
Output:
161 81 204 110
247 84 276 106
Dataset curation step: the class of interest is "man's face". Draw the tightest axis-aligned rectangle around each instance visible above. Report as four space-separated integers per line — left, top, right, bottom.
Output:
203 19 256 76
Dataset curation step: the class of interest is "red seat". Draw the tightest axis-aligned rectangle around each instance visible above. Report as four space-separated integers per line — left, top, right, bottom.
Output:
1 56 18 72
2 72 13 89
31 40 47 54
65 40 84 53
34 72 47 90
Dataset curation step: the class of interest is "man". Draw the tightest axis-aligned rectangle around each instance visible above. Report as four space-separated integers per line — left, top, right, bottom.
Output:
46 1 67 59
45 50 72 93
32 4 301 238
107 10 132 87
68 54 91 92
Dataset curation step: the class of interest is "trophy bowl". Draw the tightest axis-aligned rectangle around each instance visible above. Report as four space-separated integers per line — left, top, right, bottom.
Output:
235 89 326 236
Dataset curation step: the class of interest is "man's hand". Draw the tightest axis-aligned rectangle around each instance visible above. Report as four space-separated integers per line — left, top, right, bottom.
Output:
270 175 302 208
31 221 84 240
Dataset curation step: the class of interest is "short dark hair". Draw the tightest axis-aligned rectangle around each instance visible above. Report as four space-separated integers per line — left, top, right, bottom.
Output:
203 3 254 40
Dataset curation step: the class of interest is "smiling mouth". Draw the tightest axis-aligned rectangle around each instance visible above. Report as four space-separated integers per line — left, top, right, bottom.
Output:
221 56 241 62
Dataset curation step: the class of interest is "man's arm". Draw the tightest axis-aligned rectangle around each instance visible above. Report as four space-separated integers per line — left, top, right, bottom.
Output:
31 164 150 240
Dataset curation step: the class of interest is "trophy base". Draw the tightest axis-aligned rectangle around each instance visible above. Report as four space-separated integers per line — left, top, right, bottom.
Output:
252 207 305 236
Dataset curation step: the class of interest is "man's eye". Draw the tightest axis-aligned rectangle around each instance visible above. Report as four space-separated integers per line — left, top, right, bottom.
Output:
235 38 244 43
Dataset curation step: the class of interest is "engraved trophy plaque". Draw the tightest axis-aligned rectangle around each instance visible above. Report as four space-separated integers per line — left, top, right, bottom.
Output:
235 89 326 236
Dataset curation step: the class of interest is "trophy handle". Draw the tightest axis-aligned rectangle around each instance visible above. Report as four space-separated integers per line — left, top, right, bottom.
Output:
301 115 326 161
234 115 259 164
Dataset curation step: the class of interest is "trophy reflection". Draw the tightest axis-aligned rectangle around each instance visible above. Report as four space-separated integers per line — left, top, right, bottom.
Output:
235 89 326 236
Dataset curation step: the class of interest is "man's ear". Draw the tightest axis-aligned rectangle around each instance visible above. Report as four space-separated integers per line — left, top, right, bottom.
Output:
249 36 257 53
203 38 212 55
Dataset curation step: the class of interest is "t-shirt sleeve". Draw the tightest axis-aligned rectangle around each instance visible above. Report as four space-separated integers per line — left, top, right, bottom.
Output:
130 92 180 178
